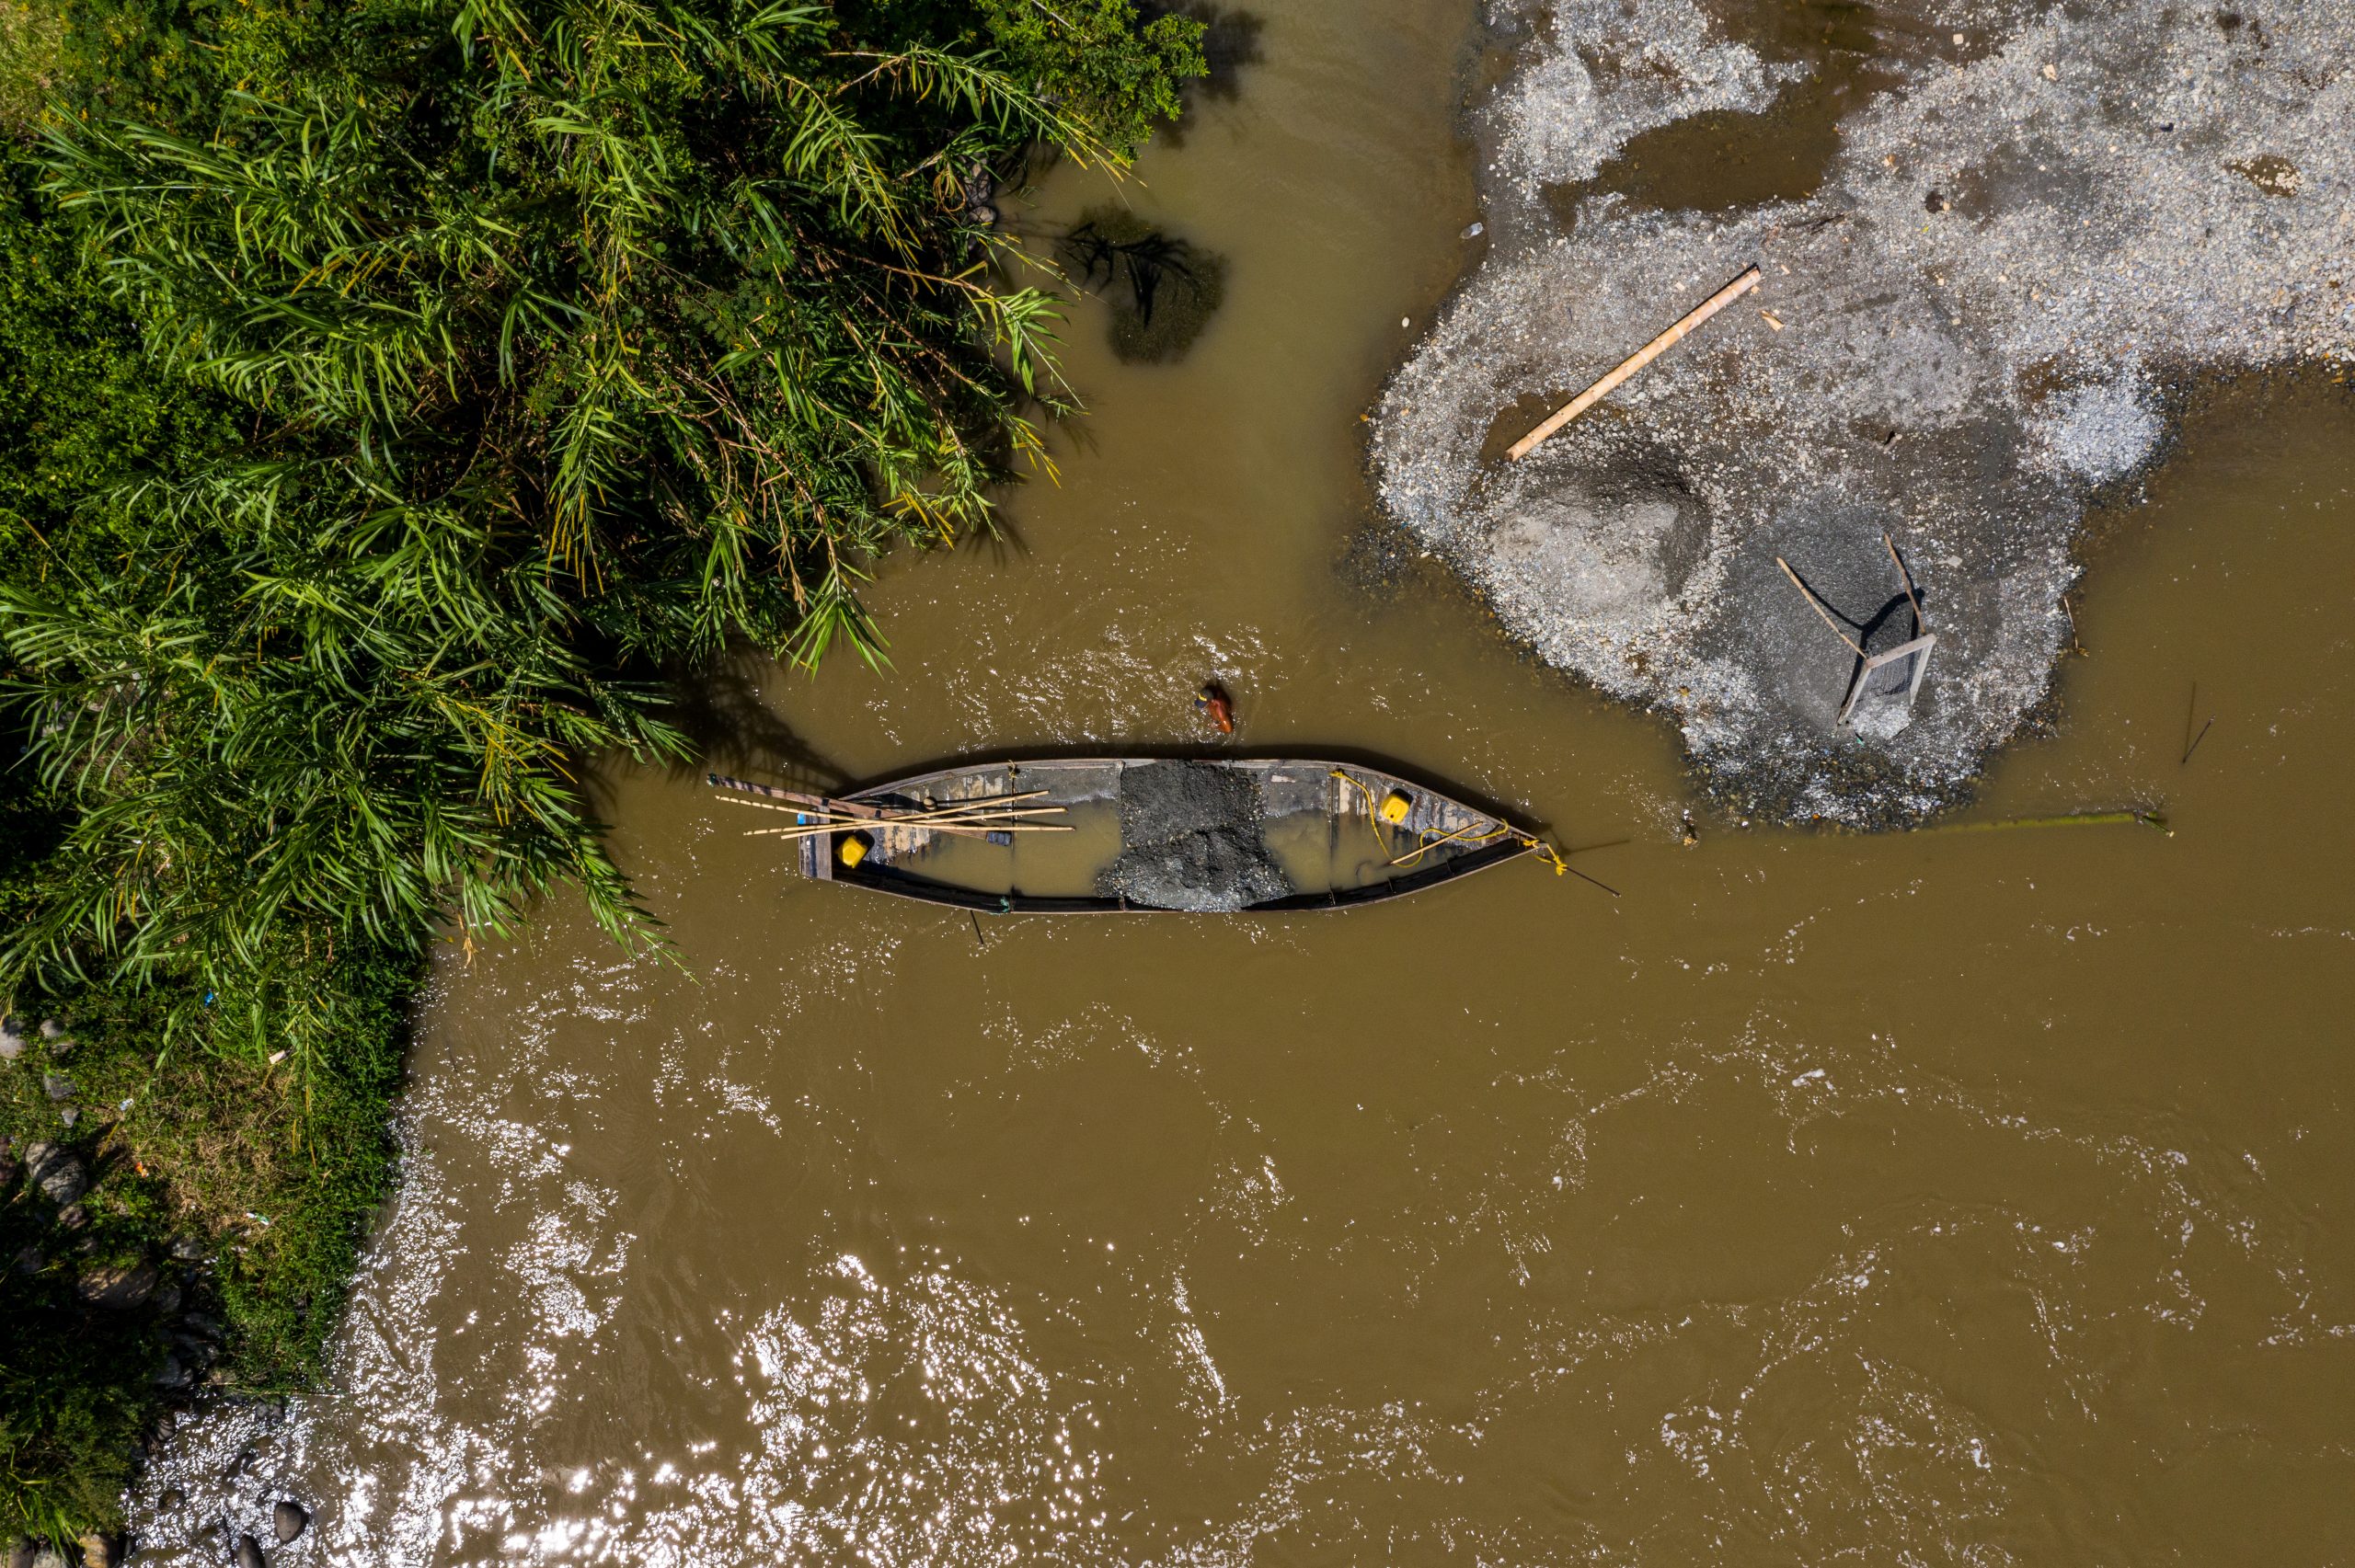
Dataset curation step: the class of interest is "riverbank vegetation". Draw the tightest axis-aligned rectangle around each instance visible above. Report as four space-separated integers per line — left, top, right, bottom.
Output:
0 0 1200 1544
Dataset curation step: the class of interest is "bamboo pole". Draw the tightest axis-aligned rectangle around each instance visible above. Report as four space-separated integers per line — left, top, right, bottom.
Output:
889 789 1054 816
902 795 1059 820
902 806 1071 821
741 809 1072 836
1775 556 1865 657
1883 532 1925 631
714 794 853 819
1922 810 2170 836
742 821 1071 841
745 822 1072 841
714 791 1064 826
710 779 1057 825
1506 265 1763 461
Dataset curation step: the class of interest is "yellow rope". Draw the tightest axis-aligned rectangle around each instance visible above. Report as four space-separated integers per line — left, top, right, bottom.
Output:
1333 768 1567 877
1328 768 1390 846
1387 820 1509 869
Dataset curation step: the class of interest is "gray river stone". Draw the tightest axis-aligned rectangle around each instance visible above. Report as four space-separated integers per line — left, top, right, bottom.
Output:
1373 0 2353 824
75 1261 157 1310
1098 762 1291 912
24 1142 86 1207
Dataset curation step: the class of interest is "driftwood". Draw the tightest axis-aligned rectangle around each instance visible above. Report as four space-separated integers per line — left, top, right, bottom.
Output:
1507 265 1763 461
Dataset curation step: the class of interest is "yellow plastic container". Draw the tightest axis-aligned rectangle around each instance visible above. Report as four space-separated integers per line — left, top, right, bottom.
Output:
1379 789 1414 825
838 832 871 868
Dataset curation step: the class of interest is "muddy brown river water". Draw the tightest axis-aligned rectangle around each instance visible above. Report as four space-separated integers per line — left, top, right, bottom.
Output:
131 2 2355 1563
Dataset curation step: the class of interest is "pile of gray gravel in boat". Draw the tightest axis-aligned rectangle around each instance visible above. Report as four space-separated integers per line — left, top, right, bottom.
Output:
1098 762 1292 912
1373 0 2353 825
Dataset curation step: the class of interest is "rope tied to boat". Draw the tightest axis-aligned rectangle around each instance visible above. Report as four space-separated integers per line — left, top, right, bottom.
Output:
1328 768 1386 842
1332 768 1568 876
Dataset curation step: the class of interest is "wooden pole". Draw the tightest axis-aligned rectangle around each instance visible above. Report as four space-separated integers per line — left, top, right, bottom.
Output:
714 791 1063 826
746 821 1073 841
1883 532 1925 632
1507 265 1762 461
1775 556 1865 657
1923 809 2170 836
902 794 1058 820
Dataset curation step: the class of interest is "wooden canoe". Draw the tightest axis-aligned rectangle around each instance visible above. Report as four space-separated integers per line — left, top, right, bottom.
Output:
708 758 1544 913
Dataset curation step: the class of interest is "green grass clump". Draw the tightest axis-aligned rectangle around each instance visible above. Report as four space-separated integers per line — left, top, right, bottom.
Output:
0 666 410 1546
0 2 63 136
1 948 408 1545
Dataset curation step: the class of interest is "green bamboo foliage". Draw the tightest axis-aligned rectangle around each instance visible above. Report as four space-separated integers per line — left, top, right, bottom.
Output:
2 0 1198 1045
48 0 1116 655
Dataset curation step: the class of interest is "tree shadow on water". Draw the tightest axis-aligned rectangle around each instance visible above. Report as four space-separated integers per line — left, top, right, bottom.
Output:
1186 4 1266 101
1143 5 1266 145
1057 207 1228 363
662 652 844 792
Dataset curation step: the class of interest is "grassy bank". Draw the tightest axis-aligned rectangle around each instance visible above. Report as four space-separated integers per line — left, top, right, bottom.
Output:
0 949 410 1543
0 115 412 1547
1 0 1198 1549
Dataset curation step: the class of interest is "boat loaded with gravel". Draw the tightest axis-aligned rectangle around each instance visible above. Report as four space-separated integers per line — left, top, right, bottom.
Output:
709 758 1560 913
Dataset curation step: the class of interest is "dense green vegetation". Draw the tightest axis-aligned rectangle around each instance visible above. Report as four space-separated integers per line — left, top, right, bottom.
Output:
0 0 1200 1544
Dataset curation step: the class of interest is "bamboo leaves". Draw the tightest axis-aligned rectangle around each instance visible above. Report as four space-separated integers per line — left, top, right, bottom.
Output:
0 0 1200 1049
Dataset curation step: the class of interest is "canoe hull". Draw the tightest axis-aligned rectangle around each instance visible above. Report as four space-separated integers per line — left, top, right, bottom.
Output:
838 836 1533 913
710 757 1538 913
